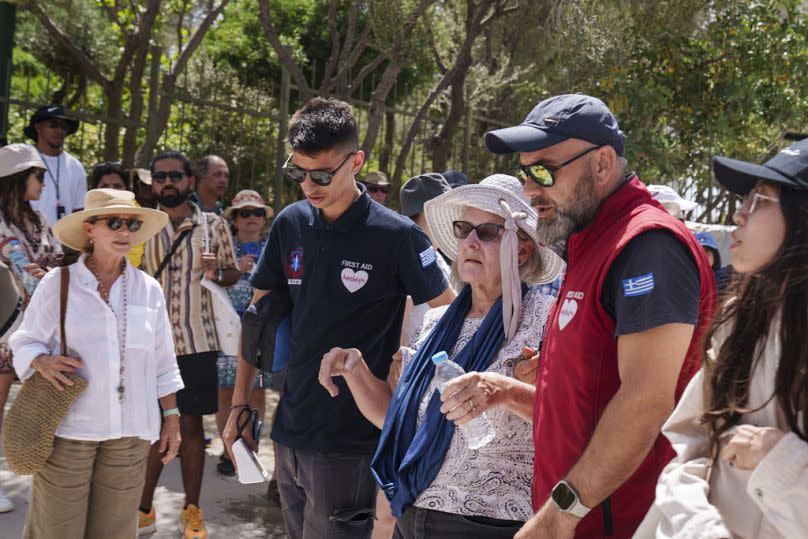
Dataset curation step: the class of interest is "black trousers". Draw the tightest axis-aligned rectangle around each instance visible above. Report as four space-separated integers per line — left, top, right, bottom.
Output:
394 506 524 539
275 443 377 539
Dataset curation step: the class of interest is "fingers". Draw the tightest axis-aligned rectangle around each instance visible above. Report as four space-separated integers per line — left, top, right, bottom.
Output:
521 346 536 359
318 352 342 397
43 372 66 391
514 357 539 384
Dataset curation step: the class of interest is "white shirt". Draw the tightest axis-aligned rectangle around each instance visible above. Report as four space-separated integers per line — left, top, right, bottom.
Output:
640 314 808 539
28 148 87 228
10 256 184 442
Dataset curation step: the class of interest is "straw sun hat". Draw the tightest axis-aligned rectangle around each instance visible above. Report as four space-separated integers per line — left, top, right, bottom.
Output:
424 173 563 283
224 189 274 219
53 189 168 251
424 174 564 340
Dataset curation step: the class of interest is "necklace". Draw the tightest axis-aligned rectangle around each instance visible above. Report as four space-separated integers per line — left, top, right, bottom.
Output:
88 256 128 401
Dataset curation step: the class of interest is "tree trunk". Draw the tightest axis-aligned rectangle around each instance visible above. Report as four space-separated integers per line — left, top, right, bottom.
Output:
378 109 396 173
102 85 123 161
121 44 151 167
428 65 469 171
362 62 401 160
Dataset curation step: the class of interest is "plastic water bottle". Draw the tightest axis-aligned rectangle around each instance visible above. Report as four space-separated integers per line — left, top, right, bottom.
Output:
2 239 39 296
432 351 496 449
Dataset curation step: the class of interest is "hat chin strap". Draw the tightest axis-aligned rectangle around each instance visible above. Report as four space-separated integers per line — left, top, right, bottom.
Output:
499 199 525 341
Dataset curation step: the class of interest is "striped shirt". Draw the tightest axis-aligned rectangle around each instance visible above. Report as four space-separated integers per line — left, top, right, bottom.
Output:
142 201 237 356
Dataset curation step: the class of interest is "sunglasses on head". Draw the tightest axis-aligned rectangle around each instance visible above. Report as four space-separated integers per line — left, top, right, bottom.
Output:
452 220 506 242
514 145 602 187
283 151 356 187
88 216 143 232
236 208 267 219
151 170 186 184
366 184 390 194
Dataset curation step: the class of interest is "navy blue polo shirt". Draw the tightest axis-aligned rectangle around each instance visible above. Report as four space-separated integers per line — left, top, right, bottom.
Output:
250 189 448 454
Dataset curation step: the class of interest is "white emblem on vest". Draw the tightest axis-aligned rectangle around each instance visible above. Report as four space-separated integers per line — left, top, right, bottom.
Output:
558 298 579 330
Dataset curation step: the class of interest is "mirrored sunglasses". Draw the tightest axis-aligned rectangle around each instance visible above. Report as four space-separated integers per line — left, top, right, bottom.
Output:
514 145 602 187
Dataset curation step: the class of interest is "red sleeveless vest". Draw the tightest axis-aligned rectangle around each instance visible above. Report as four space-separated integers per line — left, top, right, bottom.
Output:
532 177 716 538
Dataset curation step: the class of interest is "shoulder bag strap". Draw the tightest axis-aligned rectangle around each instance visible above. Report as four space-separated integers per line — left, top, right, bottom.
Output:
60 266 69 356
153 228 192 280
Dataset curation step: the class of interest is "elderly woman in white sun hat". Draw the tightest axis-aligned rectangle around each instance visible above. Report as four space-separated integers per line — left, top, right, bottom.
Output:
9 188 184 539
318 174 563 537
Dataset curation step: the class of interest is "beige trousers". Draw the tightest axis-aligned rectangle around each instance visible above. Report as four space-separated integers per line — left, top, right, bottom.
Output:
24 436 151 539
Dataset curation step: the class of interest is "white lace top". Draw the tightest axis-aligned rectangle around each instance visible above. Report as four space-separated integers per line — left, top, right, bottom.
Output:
403 286 556 521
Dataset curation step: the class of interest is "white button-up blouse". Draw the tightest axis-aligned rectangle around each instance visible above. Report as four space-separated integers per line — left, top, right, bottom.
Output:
10 255 184 442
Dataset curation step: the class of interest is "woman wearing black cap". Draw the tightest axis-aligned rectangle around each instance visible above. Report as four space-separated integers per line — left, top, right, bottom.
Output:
641 139 808 538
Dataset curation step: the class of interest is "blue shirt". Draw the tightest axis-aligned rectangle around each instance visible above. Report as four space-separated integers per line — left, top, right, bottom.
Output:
251 188 448 454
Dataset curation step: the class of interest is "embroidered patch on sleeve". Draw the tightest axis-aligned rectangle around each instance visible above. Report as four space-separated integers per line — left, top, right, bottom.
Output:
419 246 437 268
622 273 655 297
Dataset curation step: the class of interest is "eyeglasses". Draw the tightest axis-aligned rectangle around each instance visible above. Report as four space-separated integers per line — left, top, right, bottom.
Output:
151 170 186 184
44 120 69 131
88 216 143 232
739 191 779 215
515 145 602 187
366 184 390 194
283 152 356 187
452 220 506 242
32 170 45 182
236 208 267 219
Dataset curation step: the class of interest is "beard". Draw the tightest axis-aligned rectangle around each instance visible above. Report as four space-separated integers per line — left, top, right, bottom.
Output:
157 187 190 208
534 168 601 246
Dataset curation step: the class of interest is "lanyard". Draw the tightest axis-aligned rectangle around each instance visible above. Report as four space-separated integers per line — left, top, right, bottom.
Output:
36 149 61 202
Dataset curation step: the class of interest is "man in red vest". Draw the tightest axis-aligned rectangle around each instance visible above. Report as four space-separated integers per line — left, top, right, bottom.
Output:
485 94 717 538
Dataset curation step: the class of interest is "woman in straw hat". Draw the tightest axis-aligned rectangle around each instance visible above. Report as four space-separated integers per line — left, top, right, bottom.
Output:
214 189 274 478
318 174 564 537
9 188 184 538
0 143 63 513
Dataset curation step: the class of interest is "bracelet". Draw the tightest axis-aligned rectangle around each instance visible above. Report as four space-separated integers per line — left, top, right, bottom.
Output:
162 408 180 417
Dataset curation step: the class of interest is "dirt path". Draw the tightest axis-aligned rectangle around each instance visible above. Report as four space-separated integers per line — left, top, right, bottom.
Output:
0 384 287 538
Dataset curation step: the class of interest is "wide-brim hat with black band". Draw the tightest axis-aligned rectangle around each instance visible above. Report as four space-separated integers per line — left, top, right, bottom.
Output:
484 93 625 156
713 138 808 195
23 104 80 140
53 189 168 250
0 144 47 178
224 189 274 218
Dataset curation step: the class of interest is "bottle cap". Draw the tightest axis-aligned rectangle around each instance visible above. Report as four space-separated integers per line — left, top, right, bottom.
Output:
431 351 448 365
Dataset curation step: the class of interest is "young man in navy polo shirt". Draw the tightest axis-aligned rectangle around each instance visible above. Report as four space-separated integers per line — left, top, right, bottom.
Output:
223 98 453 538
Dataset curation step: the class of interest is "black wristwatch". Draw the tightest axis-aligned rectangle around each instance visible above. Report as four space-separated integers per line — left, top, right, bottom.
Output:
551 480 591 518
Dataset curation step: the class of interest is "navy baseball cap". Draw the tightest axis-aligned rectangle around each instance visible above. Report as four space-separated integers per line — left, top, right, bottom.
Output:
713 138 808 195
694 231 718 251
484 93 625 156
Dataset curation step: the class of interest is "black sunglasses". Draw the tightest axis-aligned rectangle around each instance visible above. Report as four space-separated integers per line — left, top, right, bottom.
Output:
366 184 390 194
151 170 186 184
452 220 506 242
283 152 356 187
515 145 602 187
32 170 45 182
237 208 267 219
88 216 143 232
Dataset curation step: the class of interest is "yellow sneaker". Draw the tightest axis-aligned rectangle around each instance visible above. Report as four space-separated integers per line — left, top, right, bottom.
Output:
179 504 207 539
137 506 156 535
